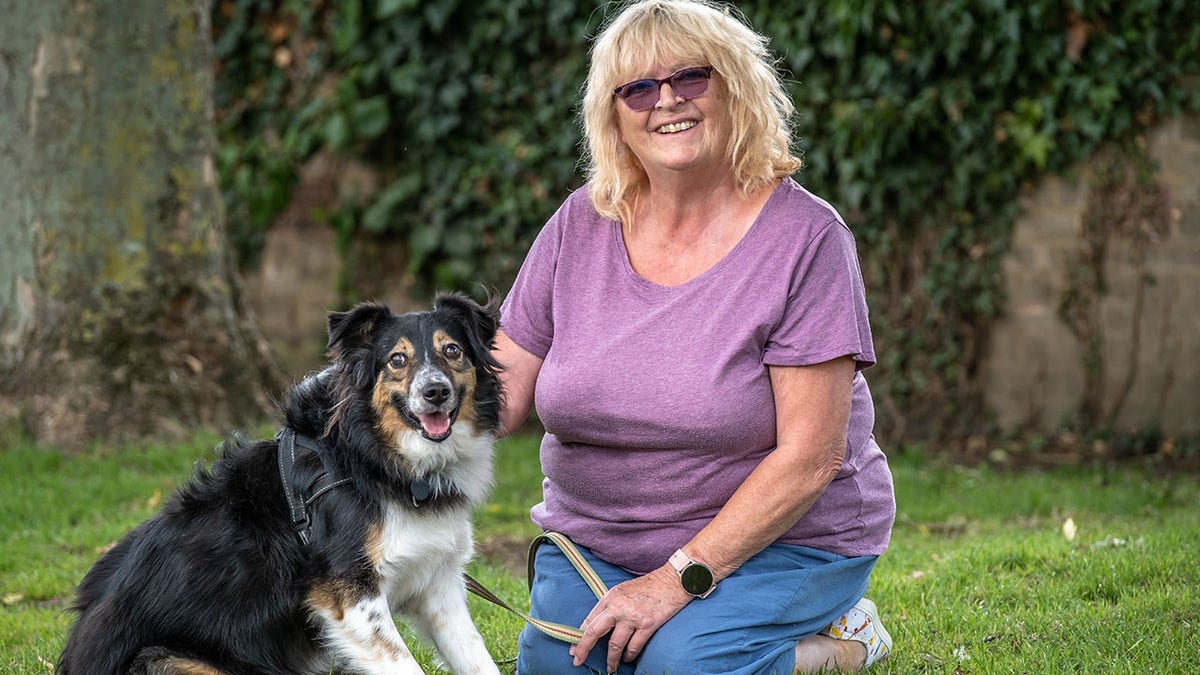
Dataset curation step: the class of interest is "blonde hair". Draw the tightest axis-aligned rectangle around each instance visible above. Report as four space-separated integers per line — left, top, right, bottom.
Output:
581 0 802 226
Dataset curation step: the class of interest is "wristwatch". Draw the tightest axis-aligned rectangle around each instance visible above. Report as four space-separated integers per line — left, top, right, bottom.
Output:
668 548 716 598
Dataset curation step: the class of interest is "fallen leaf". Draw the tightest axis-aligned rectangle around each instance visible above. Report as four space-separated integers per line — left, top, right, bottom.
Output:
2 592 24 606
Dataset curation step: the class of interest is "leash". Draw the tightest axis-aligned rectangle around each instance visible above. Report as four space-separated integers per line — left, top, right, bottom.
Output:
465 531 608 644
277 428 353 546
276 430 599 644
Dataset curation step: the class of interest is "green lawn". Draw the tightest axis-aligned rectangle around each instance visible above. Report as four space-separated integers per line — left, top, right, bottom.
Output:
1 431 1196 673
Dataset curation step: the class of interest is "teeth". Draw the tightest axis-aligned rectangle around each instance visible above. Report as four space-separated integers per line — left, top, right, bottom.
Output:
657 121 697 134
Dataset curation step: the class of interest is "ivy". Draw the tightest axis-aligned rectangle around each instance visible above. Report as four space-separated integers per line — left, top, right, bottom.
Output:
212 0 1200 442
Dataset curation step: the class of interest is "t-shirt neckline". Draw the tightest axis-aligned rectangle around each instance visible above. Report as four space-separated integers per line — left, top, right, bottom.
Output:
613 178 790 292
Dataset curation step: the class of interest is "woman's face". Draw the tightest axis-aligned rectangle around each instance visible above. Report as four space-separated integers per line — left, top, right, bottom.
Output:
614 60 729 182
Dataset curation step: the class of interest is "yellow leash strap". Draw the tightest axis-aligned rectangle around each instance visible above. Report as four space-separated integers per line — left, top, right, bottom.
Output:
527 531 610 599
465 531 608 644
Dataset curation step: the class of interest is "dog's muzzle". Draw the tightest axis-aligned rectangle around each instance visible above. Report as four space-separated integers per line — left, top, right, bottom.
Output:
403 367 461 442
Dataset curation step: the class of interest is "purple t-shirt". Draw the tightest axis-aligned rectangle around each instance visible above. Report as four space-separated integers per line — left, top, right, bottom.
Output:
501 177 895 574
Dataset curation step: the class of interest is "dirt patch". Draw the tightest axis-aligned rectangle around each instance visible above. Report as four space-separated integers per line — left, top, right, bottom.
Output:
476 534 532 577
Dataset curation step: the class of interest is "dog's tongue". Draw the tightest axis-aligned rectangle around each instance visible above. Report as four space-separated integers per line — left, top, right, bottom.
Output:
419 412 451 437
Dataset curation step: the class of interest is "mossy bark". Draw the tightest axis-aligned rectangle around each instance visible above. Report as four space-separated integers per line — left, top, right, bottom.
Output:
0 0 284 446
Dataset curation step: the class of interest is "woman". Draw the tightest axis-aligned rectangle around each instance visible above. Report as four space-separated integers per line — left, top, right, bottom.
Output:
495 1 895 672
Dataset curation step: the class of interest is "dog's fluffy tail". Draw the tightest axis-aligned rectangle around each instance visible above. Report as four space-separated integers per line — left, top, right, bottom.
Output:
57 534 144 675
57 597 144 675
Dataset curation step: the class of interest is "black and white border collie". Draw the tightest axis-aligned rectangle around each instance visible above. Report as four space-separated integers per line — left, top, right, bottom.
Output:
58 293 504 675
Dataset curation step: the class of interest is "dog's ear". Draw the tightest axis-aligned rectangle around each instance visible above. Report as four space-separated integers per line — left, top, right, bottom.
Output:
433 291 500 345
433 291 502 372
327 302 391 388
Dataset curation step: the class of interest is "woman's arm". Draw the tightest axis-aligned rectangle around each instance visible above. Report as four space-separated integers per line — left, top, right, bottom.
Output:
493 329 543 437
684 355 854 577
571 355 856 672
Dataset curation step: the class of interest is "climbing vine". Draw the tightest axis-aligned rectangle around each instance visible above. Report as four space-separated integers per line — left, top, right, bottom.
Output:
212 0 1200 442
1059 143 1172 430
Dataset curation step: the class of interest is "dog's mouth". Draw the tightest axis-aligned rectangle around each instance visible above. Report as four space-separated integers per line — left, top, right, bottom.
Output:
401 404 461 442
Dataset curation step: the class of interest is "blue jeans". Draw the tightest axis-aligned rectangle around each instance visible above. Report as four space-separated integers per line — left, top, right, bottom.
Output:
516 541 877 675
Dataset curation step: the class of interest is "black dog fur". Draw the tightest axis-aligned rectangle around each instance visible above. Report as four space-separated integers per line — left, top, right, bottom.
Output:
57 293 504 675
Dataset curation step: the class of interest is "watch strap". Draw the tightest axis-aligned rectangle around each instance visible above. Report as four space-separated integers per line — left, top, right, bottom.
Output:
669 548 716 598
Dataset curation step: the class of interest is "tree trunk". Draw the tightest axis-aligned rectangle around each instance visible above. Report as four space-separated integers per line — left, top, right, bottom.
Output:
0 0 284 446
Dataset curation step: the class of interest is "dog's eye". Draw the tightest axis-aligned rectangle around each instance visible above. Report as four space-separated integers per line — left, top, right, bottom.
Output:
443 344 462 360
389 353 409 369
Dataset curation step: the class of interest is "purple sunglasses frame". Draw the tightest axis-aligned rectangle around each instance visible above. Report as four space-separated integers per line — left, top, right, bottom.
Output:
613 66 715 111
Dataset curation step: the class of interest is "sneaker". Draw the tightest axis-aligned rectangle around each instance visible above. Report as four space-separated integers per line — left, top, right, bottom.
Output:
820 597 893 668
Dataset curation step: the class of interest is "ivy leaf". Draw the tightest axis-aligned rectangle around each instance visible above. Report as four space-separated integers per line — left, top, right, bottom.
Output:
330 0 361 54
324 112 351 150
362 175 422 233
387 62 424 97
351 97 391 139
424 2 454 33
409 223 444 269
376 0 419 20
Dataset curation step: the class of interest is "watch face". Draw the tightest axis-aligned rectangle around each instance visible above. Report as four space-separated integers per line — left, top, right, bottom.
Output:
680 563 714 595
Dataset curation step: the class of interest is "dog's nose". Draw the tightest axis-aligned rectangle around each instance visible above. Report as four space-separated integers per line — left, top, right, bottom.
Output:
422 382 451 406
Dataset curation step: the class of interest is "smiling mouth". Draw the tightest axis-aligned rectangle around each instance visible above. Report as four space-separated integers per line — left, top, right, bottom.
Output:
400 404 461 442
657 120 697 134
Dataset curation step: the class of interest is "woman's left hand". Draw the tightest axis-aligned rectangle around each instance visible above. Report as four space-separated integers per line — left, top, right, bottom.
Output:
570 564 692 673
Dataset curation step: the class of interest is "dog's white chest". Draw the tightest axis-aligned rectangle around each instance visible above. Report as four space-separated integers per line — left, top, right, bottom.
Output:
374 502 473 605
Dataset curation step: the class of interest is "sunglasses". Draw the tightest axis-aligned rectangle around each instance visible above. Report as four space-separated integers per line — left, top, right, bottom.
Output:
613 66 715 112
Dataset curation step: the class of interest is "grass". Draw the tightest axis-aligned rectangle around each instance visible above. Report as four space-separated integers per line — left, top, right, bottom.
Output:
1 432 1197 673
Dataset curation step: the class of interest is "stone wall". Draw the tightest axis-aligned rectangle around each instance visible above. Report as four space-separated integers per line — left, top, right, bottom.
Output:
241 153 421 377
243 116 1200 437
983 114 1200 436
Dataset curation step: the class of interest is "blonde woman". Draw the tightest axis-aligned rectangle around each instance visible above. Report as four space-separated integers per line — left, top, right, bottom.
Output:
496 1 895 672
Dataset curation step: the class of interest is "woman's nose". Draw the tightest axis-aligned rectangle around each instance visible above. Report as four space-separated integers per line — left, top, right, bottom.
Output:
654 82 683 109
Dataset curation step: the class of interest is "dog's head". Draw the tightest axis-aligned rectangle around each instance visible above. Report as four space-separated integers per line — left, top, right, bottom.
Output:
325 293 502 444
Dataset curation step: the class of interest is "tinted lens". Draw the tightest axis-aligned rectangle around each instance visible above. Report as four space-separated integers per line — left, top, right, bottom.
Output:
615 66 713 111
619 81 661 111
668 67 712 98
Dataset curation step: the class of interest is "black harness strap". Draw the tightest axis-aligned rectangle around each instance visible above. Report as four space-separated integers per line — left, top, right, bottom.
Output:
277 428 352 546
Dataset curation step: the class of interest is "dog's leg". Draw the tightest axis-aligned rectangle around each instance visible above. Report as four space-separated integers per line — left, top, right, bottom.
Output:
311 592 426 675
128 648 228 675
408 569 500 675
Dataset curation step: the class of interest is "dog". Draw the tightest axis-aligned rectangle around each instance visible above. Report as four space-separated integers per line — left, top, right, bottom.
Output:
58 293 504 675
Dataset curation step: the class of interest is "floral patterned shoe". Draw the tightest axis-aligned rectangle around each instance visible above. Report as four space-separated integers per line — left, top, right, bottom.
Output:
821 597 893 668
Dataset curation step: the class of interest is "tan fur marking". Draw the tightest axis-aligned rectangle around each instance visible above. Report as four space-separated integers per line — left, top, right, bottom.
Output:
307 582 348 622
370 622 408 663
152 657 228 674
433 330 479 425
365 522 385 570
374 336 414 441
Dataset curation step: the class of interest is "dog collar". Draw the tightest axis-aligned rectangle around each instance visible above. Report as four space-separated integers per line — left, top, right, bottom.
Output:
277 428 352 547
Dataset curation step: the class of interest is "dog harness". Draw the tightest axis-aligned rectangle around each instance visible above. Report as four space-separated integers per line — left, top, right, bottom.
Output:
275 435 596 642
276 428 352 546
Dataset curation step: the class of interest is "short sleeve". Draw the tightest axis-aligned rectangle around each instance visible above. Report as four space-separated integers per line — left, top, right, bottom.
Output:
499 204 566 359
763 221 875 369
